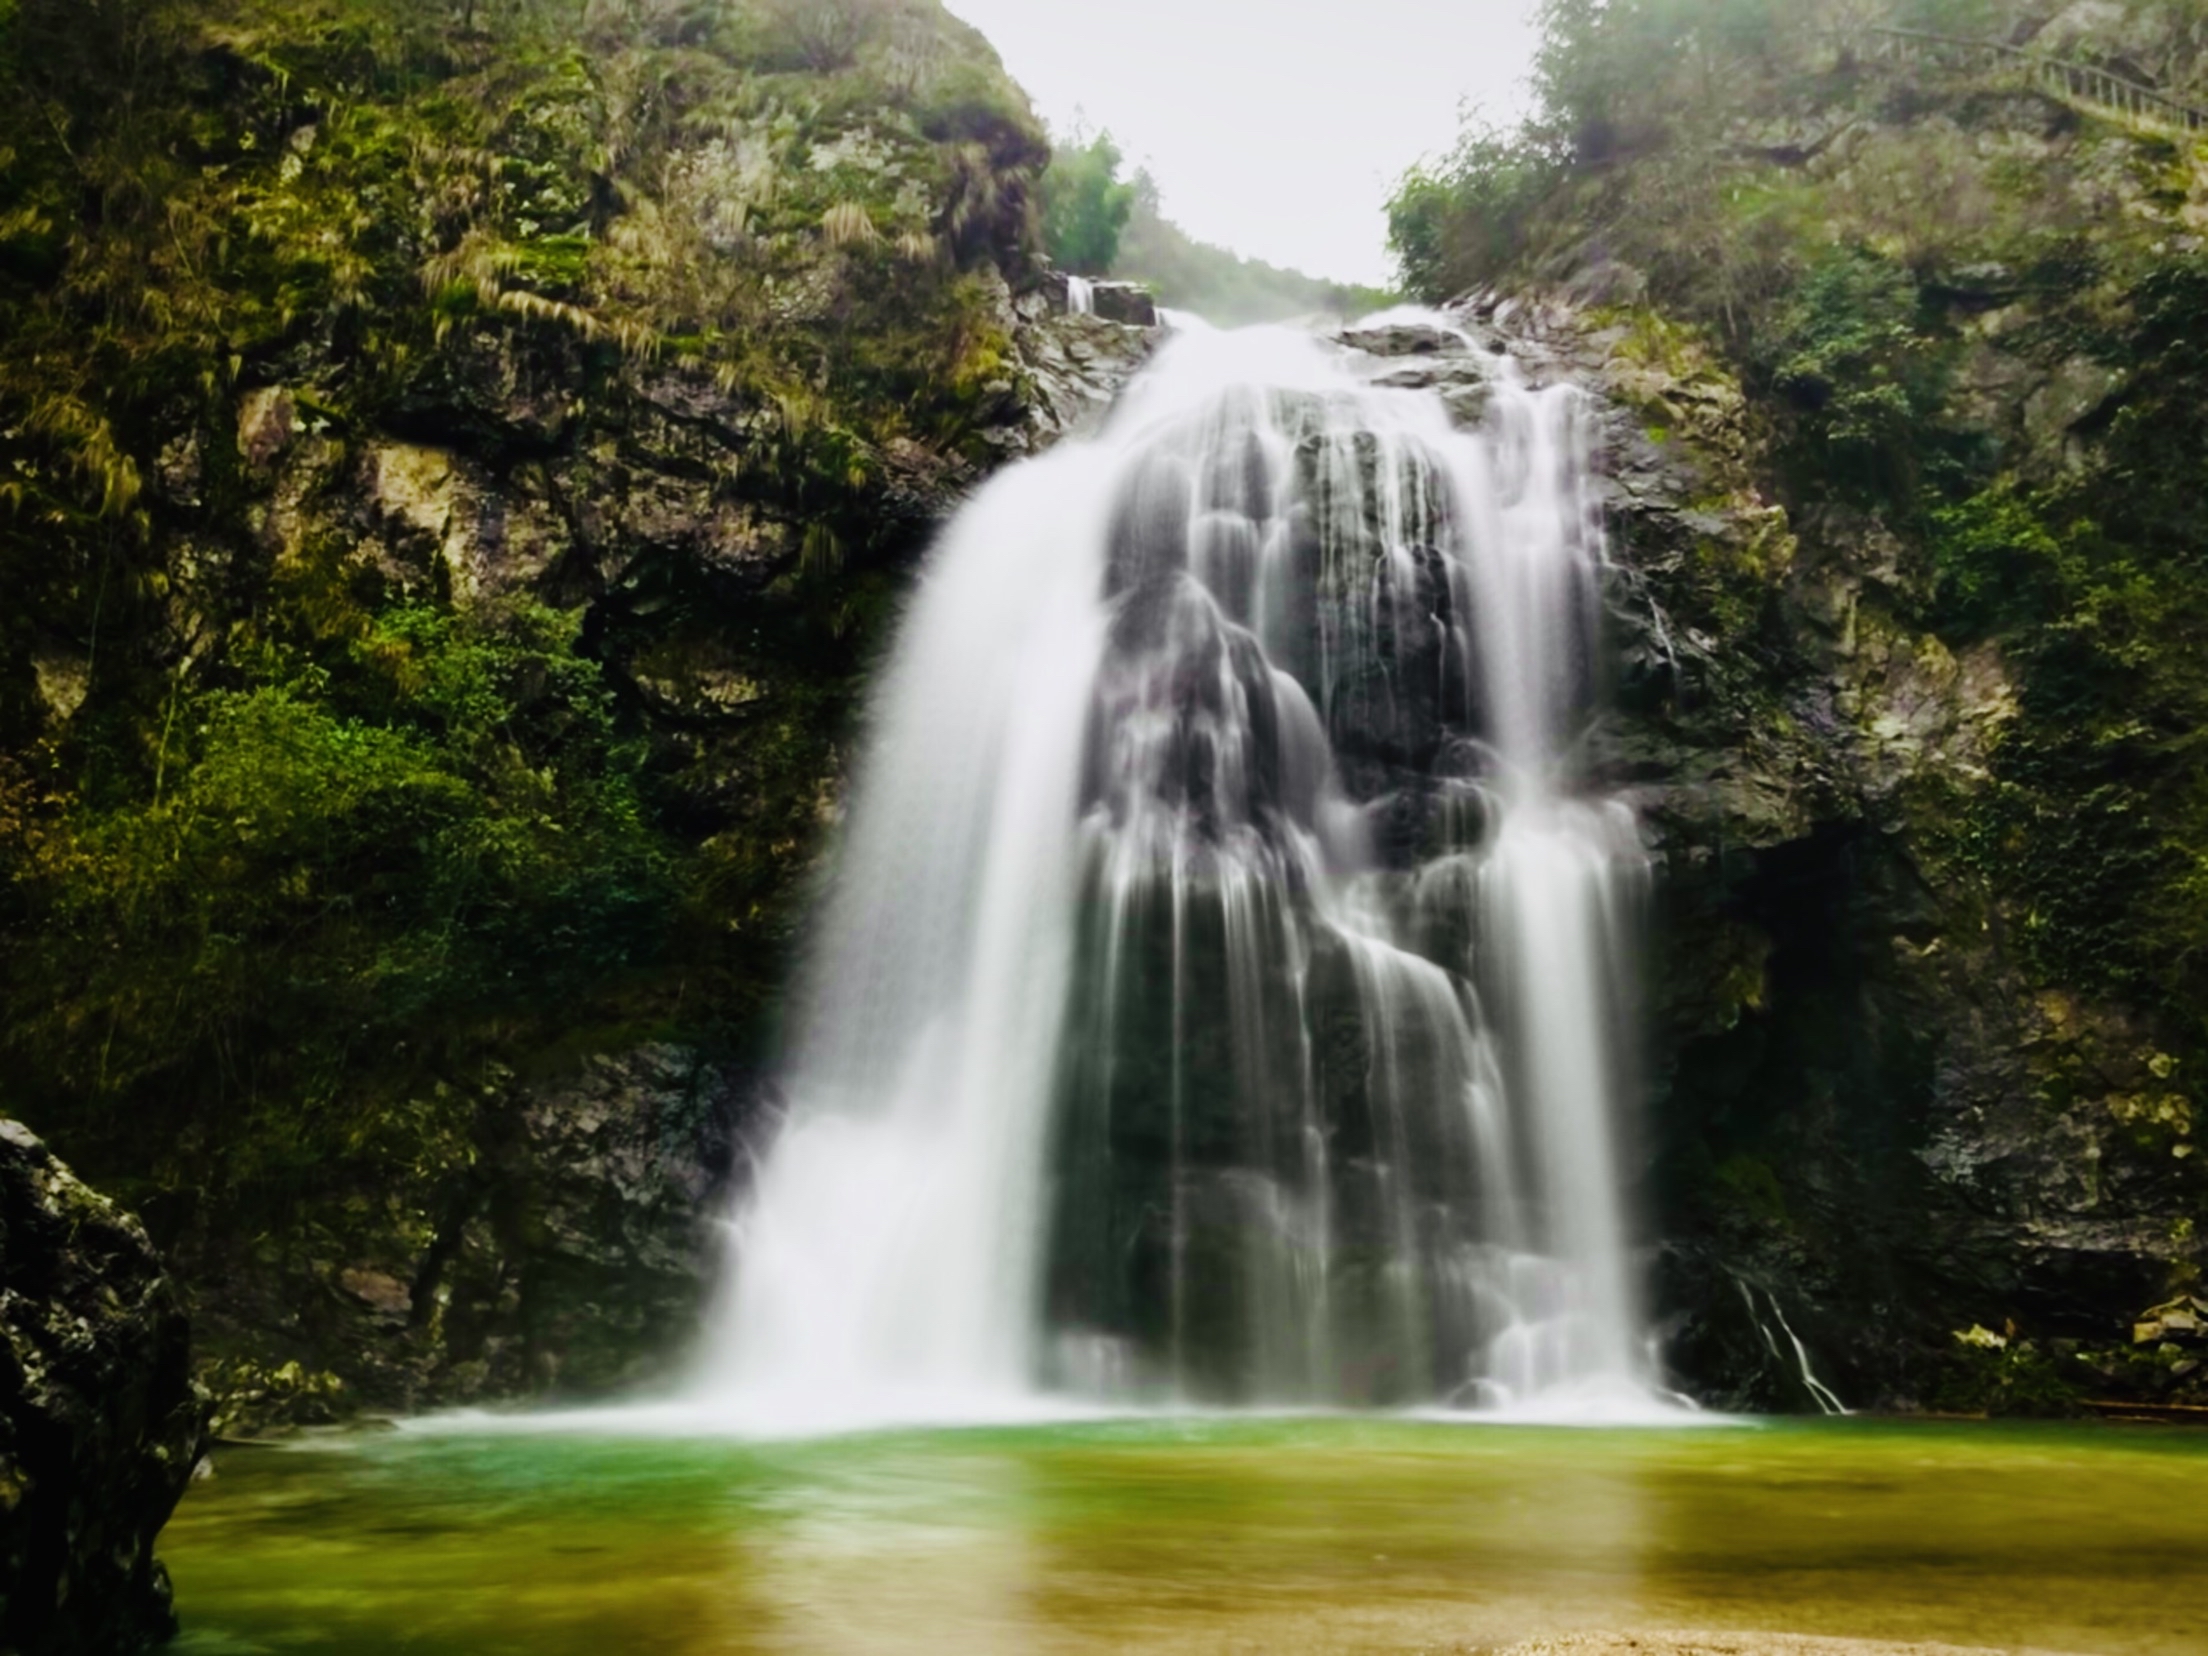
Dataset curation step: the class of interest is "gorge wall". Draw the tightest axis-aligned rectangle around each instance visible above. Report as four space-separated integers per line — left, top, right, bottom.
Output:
1392 0 2208 1412
6 0 2207 1425
0 0 1151 1423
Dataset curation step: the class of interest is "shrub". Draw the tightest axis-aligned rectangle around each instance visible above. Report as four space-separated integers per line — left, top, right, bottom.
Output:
1039 128 1135 276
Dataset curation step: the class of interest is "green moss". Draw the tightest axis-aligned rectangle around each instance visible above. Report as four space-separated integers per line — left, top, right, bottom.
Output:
1600 304 1724 384
5 590 674 1211
1714 1153 1789 1225
1932 1328 2090 1418
1761 247 1963 498
202 1355 354 1440
1927 480 2067 632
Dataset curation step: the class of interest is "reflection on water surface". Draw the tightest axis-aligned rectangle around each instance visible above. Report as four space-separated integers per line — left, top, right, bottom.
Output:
167 1418 2208 1655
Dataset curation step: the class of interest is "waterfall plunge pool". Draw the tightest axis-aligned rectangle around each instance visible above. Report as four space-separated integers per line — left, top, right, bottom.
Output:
167 1416 2208 1655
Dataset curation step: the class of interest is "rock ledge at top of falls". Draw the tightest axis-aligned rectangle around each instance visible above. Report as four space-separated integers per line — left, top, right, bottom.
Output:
0 1120 205 1655
1336 319 1475 359
1038 269 1162 328
1010 276 1162 445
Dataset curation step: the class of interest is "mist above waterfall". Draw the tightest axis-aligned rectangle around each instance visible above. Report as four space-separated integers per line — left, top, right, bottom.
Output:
702 317 1661 1431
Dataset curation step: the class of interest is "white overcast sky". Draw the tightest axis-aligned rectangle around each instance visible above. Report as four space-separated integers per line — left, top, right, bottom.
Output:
942 0 1546 287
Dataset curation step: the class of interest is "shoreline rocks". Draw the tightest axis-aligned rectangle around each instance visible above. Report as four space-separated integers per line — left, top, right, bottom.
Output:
1 1120 205 1654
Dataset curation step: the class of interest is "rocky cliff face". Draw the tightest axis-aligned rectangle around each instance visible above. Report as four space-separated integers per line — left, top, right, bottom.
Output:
187 134 1157 1432
171 212 1155 1432
1346 261 2208 1412
1384 0 2208 1409
1 1120 204 1653
0 0 1157 1422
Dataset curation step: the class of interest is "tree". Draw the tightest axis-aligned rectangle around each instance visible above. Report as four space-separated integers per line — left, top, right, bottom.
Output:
1039 128 1135 276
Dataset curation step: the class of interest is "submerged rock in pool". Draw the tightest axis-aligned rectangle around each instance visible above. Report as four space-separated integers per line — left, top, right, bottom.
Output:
0 1120 205 1653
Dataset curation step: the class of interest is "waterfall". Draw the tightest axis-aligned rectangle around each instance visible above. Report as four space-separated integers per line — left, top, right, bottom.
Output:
1737 1279 1850 1416
1067 275 1096 316
699 319 1661 1429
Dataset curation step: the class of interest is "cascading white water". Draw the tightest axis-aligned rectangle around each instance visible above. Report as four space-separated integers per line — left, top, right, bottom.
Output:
1067 275 1096 316
700 318 1661 1429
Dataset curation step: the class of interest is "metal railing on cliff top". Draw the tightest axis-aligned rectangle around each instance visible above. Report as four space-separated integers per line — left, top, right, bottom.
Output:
1852 24 2208 137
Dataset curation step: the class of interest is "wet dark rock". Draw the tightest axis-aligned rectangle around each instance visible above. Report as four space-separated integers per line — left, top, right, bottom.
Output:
1336 321 1468 358
194 1048 754 1425
482 1047 750 1395
0 1121 205 1654
1011 283 1162 450
1037 269 1161 327
1088 282 1160 327
1104 451 1197 600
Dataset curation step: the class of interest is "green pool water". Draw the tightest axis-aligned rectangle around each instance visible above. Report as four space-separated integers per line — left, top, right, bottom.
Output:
165 1416 2208 1655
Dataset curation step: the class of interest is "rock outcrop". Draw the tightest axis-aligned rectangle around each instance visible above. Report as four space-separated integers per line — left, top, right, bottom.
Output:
1 1121 203 1653
196 1049 751 1430
1087 281 1163 327
1040 269 1164 328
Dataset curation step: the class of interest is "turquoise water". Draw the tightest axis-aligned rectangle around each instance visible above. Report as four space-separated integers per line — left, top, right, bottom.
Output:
166 1417 2208 1654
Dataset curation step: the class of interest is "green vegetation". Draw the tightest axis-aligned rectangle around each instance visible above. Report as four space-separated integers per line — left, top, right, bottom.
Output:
1112 171 1394 325
1388 120 1563 305
0 0 1054 1358
9 594 670 1211
1039 128 1135 275
1038 130 1391 323
1391 0 2208 1059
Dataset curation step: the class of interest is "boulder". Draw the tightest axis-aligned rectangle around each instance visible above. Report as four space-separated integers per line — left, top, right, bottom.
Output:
1 1120 204 1654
